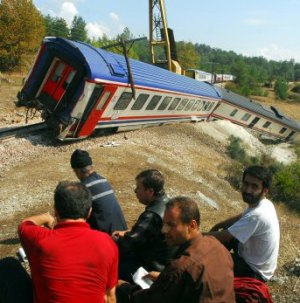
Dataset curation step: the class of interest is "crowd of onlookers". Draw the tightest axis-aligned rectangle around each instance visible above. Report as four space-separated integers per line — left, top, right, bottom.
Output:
0 149 279 303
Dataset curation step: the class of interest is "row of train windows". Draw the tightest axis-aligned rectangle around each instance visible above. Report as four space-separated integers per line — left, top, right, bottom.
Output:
113 92 215 112
230 109 288 134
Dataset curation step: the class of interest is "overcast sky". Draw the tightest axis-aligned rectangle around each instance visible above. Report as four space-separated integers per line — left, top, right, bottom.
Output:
33 0 300 62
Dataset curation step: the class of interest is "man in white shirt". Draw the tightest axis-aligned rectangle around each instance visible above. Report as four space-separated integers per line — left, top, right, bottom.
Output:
208 165 280 282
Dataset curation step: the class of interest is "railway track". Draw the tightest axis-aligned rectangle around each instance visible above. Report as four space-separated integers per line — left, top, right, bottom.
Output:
0 122 47 141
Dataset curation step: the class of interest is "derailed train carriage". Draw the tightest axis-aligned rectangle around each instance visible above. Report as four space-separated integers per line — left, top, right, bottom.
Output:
17 37 300 141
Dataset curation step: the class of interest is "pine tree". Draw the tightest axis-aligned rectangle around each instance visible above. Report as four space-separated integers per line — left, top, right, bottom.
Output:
69 16 87 42
44 15 69 38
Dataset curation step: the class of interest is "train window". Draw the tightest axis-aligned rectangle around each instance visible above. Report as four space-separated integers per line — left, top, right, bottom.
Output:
146 95 162 110
114 92 133 110
96 91 110 111
241 113 251 121
191 100 200 111
197 100 204 111
230 109 238 117
51 62 65 82
131 94 149 110
263 121 271 128
168 97 181 110
184 99 195 111
199 101 207 111
203 101 210 111
158 96 172 110
279 127 287 134
207 102 214 111
177 99 189 111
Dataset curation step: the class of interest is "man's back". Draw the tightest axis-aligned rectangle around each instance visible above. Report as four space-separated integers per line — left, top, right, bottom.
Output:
19 220 118 303
82 171 127 234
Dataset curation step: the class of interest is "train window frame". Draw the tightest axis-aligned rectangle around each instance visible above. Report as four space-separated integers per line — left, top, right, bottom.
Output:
158 96 173 110
230 109 238 117
279 127 287 134
199 101 207 111
177 98 189 111
51 62 65 82
207 102 214 111
168 97 181 110
96 91 111 111
203 101 210 111
146 95 162 110
197 100 204 111
113 92 133 110
191 100 200 111
263 121 271 128
184 99 195 111
241 113 251 121
131 93 150 110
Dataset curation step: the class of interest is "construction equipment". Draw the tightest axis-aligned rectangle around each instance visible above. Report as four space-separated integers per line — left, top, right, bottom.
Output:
149 0 182 74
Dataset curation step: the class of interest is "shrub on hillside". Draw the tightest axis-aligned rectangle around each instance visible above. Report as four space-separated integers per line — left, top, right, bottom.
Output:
272 163 300 211
274 78 289 100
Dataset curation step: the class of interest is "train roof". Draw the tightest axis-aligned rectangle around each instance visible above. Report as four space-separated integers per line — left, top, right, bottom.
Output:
215 86 300 131
42 37 220 100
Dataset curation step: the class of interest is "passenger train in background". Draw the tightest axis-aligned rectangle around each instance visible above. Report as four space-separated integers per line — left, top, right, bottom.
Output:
17 37 300 141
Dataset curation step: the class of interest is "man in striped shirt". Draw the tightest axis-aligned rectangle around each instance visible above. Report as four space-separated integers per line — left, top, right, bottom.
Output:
71 149 127 234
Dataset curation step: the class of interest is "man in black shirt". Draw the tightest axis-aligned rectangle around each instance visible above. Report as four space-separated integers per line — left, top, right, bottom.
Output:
113 169 176 282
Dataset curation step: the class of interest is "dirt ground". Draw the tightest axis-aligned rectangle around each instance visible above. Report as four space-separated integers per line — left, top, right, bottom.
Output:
0 74 300 302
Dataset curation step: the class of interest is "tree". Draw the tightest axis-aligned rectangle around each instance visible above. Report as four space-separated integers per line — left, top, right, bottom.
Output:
69 16 87 42
274 78 289 100
44 15 69 38
0 0 45 71
176 41 200 70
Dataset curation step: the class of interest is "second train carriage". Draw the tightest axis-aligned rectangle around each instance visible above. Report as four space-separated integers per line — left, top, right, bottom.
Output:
212 87 300 141
17 37 300 141
17 37 220 140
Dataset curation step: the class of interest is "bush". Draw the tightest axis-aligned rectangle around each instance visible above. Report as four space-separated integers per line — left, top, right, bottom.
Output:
227 135 246 161
274 78 289 100
272 163 300 211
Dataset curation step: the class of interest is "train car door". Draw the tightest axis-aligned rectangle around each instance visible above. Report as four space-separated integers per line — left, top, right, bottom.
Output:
76 85 117 137
39 59 76 108
249 117 260 128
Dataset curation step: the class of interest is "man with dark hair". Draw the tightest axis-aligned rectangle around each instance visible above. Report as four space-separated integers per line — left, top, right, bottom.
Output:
70 149 127 234
117 196 235 303
112 169 175 282
208 165 280 282
17 181 118 303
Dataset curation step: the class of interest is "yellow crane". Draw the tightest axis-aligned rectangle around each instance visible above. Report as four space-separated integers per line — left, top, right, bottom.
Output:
149 0 182 74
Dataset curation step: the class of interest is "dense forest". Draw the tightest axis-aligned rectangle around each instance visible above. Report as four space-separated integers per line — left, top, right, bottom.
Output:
1 0 300 101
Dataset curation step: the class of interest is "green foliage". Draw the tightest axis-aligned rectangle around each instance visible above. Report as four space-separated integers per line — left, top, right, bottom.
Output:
176 41 200 70
274 78 289 100
272 163 300 211
227 135 246 161
69 16 87 42
0 0 45 71
44 15 69 38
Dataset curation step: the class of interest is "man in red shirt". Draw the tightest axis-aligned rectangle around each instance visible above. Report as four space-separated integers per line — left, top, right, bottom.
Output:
18 181 118 303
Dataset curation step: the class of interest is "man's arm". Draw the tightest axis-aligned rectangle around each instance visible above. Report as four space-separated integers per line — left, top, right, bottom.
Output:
105 287 116 303
22 213 55 229
209 213 243 231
